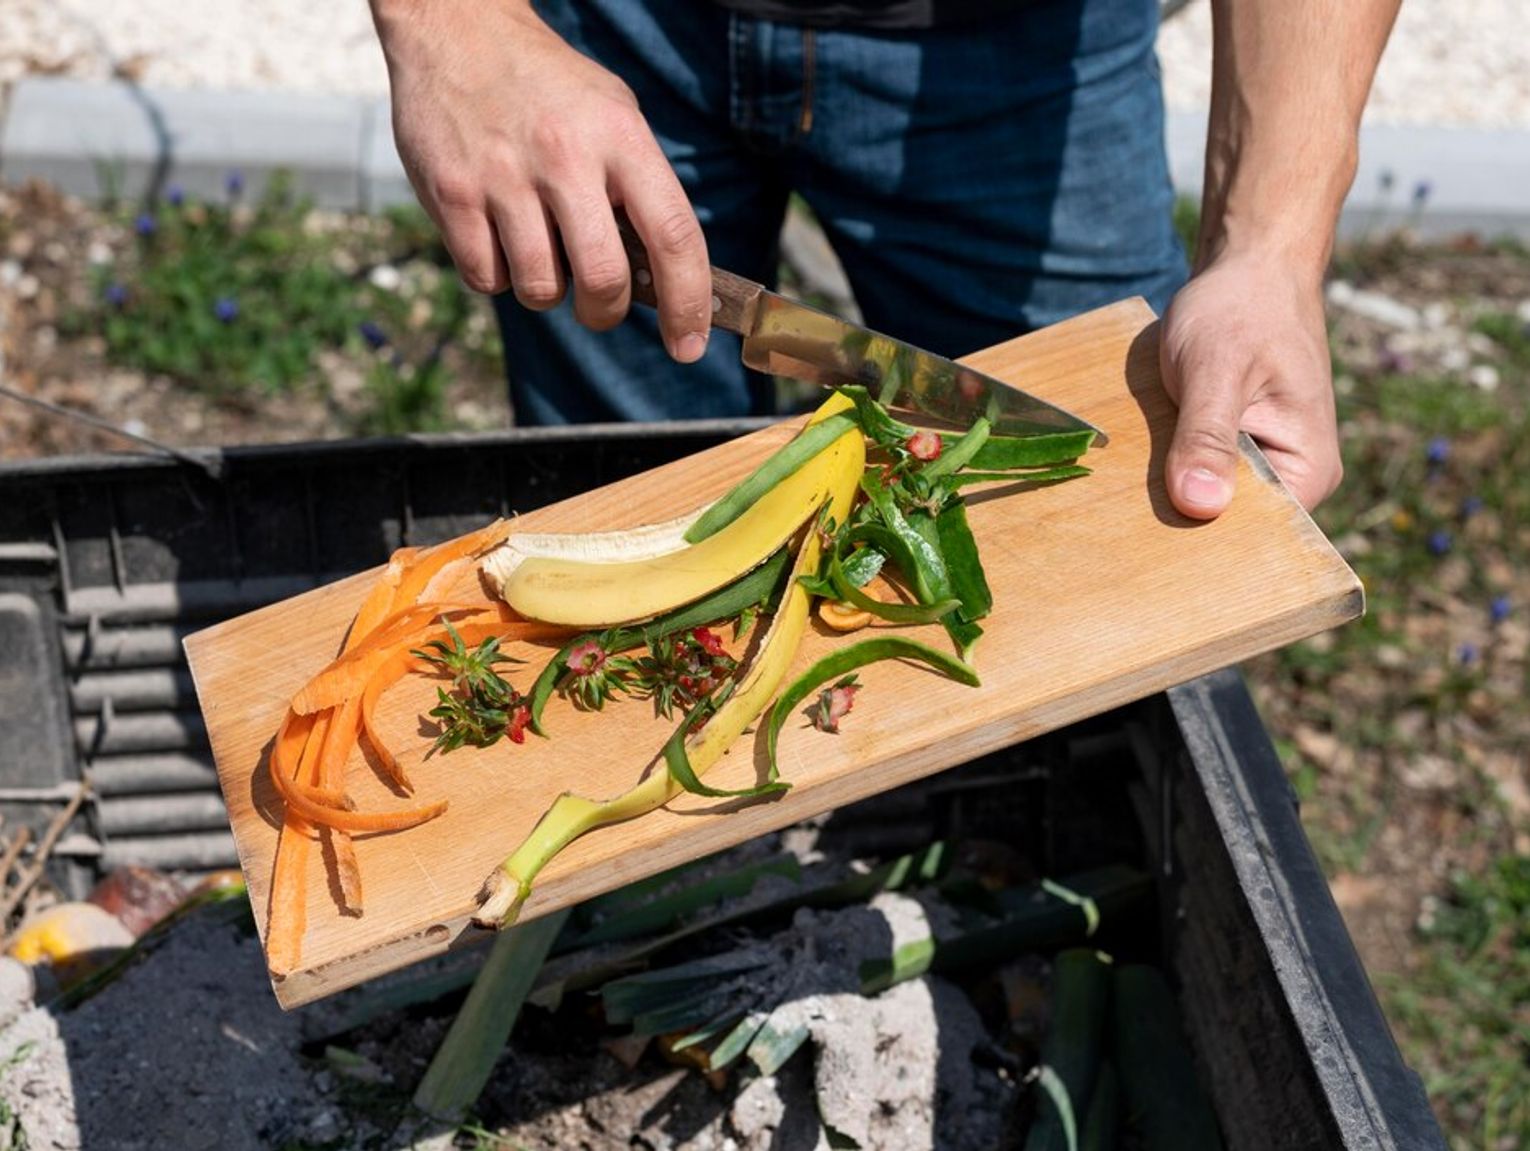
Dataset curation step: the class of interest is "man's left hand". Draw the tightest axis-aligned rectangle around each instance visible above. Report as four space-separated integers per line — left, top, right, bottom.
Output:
1158 252 1341 519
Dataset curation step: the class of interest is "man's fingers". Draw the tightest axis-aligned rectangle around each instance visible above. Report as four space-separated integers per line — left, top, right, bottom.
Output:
616 157 711 363
1161 341 1246 521
493 197 566 311
434 198 511 296
1259 444 1341 512
547 185 631 331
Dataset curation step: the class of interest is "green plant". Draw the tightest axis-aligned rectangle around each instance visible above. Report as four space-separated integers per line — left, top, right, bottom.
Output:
1382 856 1530 1148
72 176 501 434
1172 194 1201 263
1474 311 1530 370
83 175 361 396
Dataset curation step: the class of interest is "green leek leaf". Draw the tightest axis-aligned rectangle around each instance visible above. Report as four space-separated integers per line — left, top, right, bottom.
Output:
765 637 979 777
950 465 1091 489
969 430 1095 470
686 413 859 543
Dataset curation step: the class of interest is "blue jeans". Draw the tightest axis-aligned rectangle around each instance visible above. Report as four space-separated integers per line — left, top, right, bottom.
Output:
498 0 1188 424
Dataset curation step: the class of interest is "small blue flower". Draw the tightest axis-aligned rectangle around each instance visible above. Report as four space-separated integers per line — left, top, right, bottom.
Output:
1457 643 1479 667
225 169 244 198
1459 495 1483 520
166 183 185 207
1490 595 1511 625
103 281 128 308
1427 530 1452 557
1426 437 1450 466
134 212 157 237
1412 179 1433 205
358 320 389 350
213 296 239 323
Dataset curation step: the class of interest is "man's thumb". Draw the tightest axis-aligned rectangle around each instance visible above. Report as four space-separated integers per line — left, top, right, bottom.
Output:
1165 374 1243 521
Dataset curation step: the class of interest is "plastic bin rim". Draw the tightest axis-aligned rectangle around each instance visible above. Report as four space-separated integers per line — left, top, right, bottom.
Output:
0 417 782 481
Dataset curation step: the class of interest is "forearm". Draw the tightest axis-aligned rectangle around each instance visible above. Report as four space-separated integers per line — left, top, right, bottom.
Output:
1198 0 1401 281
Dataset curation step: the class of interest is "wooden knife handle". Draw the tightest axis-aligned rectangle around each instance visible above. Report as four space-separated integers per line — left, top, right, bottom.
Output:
617 214 762 337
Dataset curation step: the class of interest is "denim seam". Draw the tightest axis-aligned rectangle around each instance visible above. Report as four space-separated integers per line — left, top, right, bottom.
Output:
728 14 748 138
798 28 816 138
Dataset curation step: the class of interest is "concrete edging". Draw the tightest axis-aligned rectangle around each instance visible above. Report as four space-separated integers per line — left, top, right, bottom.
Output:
3 76 1528 239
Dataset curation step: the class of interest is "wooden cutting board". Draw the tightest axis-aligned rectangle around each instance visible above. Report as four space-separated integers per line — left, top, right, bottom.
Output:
184 298 1361 1009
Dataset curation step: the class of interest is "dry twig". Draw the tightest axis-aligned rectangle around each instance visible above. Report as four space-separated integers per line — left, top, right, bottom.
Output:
0 782 90 933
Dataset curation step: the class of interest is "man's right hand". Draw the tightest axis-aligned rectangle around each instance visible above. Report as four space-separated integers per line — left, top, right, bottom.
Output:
369 0 714 363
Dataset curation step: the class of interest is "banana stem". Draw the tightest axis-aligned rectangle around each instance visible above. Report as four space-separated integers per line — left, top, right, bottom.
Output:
474 770 678 927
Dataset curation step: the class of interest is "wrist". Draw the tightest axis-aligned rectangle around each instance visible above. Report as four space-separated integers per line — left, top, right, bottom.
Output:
1188 238 1331 310
1194 145 1354 287
1194 211 1335 292
369 0 539 66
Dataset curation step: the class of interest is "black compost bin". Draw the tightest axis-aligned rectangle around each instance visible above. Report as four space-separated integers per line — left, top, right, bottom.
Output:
0 425 1445 1151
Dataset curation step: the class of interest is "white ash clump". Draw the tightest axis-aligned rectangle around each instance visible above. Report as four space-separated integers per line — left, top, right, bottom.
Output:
716 892 1004 1151
493 891 1008 1151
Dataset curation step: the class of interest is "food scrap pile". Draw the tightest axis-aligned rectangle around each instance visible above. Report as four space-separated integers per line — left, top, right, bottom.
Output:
263 390 1093 973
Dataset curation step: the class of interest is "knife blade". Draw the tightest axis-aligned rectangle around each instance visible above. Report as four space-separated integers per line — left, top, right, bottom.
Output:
619 221 1104 443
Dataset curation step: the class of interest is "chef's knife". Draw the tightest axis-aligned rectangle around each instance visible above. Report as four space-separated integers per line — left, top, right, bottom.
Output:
619 223 1104 443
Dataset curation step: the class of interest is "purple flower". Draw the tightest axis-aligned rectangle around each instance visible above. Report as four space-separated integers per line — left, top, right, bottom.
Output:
1427 530 1452 557
1412 180 1432 206
165 183 185 207
1490 595 1511 625
134 212 157 237
213 296 239 323
103 281 128 308
1459 495 1483 520
1426 437 1450 466
1457 643 1479 667
358 320 389 350
225 169 244 198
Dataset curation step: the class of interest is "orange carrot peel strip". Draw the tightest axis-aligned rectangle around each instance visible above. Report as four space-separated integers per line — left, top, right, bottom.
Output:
318 697 366 912
264 519 517 970
269 707 448 833
391 519 513 608
266 709 321 976
343 548 415 652
290 604 485 715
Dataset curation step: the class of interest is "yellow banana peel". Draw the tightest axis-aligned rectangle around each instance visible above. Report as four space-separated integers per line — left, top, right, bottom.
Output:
488 395 855 628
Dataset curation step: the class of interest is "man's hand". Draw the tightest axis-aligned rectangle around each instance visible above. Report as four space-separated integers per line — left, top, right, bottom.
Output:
1159 254 1339 518
369 0 713 362
1171 0 1399 519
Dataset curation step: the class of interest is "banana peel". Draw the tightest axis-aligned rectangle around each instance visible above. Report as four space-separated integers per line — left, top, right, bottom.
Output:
486 397 855 628
475 398 866 926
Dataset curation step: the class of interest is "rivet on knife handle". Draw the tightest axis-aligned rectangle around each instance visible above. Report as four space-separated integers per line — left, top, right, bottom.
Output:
617 215 762 337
